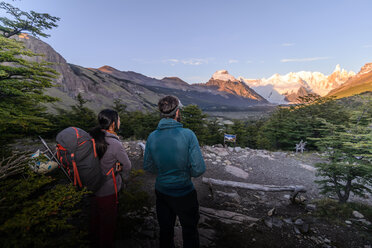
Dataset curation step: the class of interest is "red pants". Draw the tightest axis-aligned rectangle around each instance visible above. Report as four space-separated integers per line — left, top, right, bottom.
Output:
90 194 117 248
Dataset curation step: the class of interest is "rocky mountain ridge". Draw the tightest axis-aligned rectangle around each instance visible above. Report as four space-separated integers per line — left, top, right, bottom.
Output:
327 63 372 98
14 33 369 110
200 70 266 102
238 65 355 103
16 34 269 113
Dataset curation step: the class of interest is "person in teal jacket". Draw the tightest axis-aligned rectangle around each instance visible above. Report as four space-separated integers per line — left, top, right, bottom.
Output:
143 95 206 248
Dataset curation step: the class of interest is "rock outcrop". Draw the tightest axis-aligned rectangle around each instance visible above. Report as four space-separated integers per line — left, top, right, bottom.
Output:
327 62 372 98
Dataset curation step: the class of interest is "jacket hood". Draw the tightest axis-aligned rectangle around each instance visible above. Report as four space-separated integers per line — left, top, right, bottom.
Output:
157 118 183 130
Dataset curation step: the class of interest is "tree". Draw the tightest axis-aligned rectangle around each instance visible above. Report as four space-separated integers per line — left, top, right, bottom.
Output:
230 120 249 147
52 94 97 133
0 35 58 144
0 1 60 38
112 98 160 140
257 96 350 151
181 105 208 144
314 98 372 203
205 119 224 146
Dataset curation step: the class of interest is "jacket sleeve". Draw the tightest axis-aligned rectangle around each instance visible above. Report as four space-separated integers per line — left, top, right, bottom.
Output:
143 137 157 174
188 131 206 178
115 142 132 172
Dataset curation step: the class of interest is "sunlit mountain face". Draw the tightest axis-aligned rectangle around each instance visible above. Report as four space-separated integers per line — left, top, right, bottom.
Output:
239 65 355 103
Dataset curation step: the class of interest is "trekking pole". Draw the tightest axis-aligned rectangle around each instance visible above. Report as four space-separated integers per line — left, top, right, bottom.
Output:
38 136 72 183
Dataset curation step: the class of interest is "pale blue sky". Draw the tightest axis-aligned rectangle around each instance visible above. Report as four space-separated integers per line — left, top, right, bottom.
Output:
3 0 372 83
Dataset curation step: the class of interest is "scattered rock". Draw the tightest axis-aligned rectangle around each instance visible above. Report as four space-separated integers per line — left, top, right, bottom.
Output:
225 165 249 179
224 160 232 165
272 217 284 228
238 155 248 159
283 218 293 225
293 226 301 234
264 217 273 228
353 210 364 219
267 207 276 216
301 223 310 233
345 220 352 225
294 219 304 225
306 204 316 211
358 219 372 226
215 190 241 203
234 147 242 153
214 148 229 156
324 238 331 244
253 195 261 200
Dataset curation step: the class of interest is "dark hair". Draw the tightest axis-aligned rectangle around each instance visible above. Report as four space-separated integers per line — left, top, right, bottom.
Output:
158 95 179 118
90 109 119 159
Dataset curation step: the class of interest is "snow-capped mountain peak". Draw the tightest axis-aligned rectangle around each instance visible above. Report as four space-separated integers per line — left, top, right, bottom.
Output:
239 65 355 103
333 64 341 73
212 70 237 82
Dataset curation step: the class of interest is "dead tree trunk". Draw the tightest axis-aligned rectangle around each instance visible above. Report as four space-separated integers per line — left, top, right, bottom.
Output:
202 177 306 203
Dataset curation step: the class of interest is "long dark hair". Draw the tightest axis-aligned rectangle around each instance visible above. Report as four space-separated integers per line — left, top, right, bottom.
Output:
90 109 119 159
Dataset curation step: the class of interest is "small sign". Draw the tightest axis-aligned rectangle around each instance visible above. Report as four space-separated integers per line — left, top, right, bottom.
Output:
224 134 237 143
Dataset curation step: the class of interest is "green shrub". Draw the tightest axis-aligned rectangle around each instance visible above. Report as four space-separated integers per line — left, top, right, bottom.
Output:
0 154 90 247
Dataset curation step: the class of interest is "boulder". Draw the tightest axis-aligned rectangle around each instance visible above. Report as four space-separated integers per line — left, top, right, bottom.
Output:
294 219 304 225
352 211 364 219
234 147 242 152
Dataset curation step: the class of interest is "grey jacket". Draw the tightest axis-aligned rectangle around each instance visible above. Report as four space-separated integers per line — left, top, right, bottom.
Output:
95 131 132 197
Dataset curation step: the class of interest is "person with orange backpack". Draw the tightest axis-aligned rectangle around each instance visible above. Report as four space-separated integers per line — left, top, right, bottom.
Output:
89 109 132 248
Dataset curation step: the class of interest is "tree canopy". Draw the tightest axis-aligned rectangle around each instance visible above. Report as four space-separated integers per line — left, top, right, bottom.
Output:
0 35 58 144
0 1 60 38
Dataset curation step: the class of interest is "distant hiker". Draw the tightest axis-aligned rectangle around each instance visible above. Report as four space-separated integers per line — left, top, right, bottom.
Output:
90 109 132 248
143 96 206 248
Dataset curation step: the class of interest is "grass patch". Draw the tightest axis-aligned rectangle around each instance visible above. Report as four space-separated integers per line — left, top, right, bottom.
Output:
312 198 372 224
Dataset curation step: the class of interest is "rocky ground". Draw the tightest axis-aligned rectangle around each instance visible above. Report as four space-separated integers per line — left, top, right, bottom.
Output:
14 138 372 247
119 141 372 248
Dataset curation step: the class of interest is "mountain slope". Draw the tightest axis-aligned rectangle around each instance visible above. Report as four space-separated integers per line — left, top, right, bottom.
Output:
16 34 268 113
16 34 161 112
199 70 267 102
327 63 372 98
96 68 269 110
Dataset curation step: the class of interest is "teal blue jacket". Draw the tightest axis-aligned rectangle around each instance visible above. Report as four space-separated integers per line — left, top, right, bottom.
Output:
143 118 206 196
